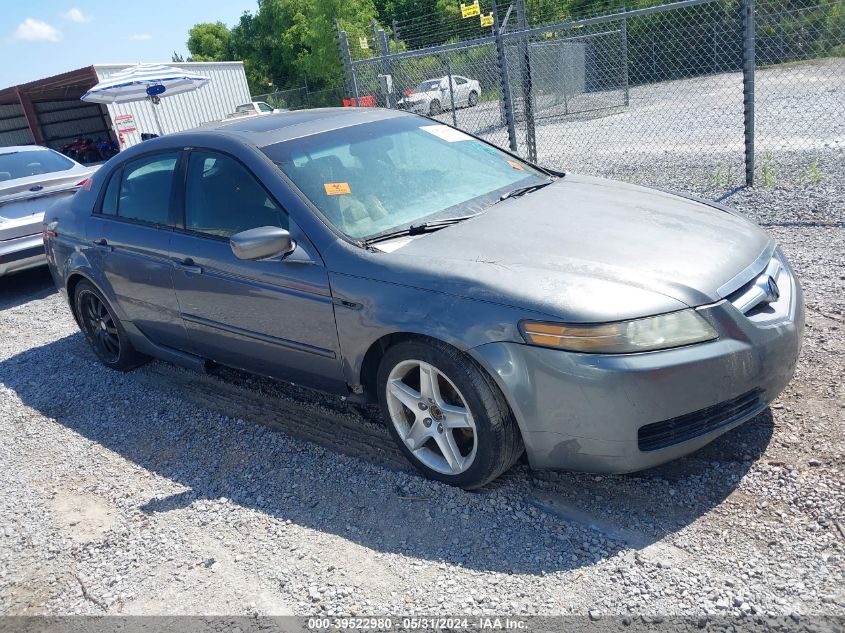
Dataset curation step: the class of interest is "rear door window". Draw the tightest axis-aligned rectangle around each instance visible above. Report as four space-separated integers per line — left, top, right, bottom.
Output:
117 153 178 225
100 169 121 216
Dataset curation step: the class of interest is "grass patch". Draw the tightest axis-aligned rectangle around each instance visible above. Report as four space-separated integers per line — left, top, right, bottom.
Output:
806 159 823 185
761 151 777 187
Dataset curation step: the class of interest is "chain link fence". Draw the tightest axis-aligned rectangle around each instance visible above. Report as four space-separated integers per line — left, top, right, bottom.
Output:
252 87 344 111
337 0 844 189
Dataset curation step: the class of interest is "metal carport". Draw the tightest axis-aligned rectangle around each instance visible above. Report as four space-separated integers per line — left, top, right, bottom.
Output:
0 66 113 150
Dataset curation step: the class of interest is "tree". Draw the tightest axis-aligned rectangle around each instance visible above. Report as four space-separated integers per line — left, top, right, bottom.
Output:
186 22 233 61
186 1 378 94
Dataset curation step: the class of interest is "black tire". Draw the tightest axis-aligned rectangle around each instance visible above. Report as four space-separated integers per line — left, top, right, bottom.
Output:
468 90 478 107
429 99 442 116
74 280 148 371
377 339 524 489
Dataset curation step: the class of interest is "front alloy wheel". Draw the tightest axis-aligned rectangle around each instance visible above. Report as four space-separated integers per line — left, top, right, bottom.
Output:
386 359 478 475
377 340 524 488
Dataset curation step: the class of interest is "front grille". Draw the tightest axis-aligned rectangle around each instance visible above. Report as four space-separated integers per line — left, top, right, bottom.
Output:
726 255 793 324
637 389 765 452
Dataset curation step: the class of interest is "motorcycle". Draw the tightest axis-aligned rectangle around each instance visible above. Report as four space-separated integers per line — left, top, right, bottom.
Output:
96 138 120 161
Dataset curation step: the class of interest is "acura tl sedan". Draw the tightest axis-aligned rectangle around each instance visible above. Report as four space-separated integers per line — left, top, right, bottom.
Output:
44 108 804 488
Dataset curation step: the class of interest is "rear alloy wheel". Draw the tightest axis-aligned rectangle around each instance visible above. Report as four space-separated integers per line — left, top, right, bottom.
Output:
468 90 478 107
377 340 523 488
74 280 148 371
429 99 442 116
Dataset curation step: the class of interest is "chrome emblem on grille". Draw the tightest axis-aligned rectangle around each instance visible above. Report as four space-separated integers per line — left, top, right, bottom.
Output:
765 275 780 303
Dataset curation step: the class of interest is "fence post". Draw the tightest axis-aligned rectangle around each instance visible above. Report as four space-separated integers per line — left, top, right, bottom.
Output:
334 19 352 101
340 30 360 105
392 19 400 53
444 53 458 127
379 28 394 108
516 0 536 162
621 10 630 107
493 0 519 153
742 0 756 185
371 20 379 52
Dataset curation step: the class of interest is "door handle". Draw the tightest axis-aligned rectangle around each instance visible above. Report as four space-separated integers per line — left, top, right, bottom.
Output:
91 238 113 252
174 257 202 274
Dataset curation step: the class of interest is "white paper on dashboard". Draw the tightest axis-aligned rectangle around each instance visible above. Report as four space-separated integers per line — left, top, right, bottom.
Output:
420 125 472 142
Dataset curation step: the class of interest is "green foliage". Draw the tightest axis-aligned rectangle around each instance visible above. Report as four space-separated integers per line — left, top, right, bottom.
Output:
761 151 777 187
186 22 233 62
806 158 823 184
185 0 377 94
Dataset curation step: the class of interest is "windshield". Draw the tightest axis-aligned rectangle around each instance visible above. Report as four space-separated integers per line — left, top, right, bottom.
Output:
0 149 74 181
414 80 441 93
236 104 254 113
263 117 548 241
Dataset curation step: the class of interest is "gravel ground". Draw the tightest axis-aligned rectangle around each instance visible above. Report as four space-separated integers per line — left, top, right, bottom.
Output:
1 169 844 618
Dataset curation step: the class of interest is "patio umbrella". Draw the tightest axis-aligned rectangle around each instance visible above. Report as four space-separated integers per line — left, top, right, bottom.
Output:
81 63 211 136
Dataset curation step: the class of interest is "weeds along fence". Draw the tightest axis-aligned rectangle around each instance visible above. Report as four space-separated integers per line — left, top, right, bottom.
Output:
337 0 845 188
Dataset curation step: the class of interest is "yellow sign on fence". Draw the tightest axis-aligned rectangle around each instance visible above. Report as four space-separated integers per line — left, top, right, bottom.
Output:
480 12 494 27
359 36 369 49
460 0 480 18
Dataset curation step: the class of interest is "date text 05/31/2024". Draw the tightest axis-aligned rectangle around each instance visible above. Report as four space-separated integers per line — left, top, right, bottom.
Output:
307 618 528 630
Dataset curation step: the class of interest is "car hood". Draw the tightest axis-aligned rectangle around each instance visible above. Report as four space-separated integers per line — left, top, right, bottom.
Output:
366 174 772 322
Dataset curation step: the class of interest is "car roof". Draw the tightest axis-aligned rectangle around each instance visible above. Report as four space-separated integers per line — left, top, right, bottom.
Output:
180 107 410 149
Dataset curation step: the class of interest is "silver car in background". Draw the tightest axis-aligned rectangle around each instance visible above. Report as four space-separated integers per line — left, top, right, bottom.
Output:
1 146 95 277
398 76 481 115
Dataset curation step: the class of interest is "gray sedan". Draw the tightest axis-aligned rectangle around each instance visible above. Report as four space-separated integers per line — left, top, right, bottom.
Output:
43 109 804 488
1 146 95 277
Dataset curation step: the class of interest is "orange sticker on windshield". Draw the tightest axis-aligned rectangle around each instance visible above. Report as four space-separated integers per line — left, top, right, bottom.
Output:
324 182 351 195
507 160 524 170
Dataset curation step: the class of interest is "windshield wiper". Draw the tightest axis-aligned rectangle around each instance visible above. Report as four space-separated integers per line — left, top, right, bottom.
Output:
498 180 555 201
363 216 473 246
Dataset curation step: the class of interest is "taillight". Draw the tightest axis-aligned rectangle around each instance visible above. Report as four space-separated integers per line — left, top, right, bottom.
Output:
77 178 93 190
404 89 412 96
43 221 58 241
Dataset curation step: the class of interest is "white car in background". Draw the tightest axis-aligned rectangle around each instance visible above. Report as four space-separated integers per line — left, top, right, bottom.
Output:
225 101 285 119
398 76 481 116
0 146 96 277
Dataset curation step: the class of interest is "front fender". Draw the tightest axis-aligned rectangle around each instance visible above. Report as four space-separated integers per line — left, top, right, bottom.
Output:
330 271 536 389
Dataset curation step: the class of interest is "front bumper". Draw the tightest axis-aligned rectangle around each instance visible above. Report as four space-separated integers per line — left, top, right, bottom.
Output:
0 233 46 277
397 99 428 113
469 272 805 473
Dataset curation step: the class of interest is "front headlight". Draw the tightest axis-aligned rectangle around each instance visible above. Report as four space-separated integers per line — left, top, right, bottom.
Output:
520 309 718 354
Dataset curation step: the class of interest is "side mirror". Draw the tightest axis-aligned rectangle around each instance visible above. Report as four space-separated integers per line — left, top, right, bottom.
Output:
230 226 295 261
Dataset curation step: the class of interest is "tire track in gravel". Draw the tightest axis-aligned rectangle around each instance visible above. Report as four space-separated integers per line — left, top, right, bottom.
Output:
136 362 415 474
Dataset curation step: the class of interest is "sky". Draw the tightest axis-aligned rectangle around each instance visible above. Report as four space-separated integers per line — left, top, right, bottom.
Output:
1 0 258 88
